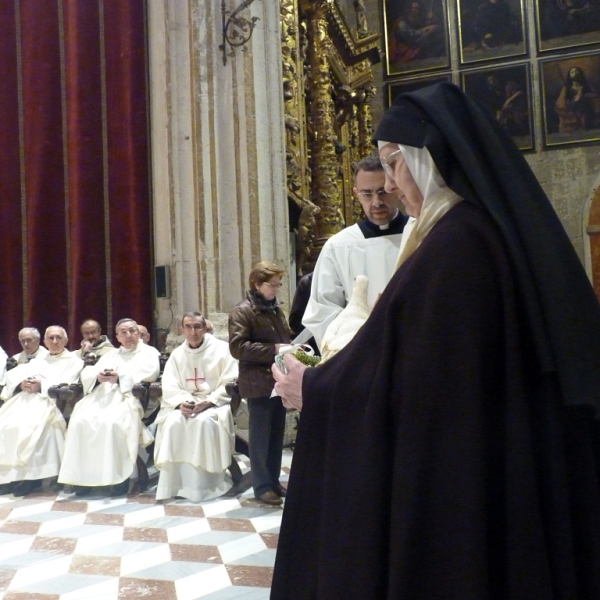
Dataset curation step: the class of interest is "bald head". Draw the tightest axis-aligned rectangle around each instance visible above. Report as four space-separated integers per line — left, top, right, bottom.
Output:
80 320 102 346
138 324 150 344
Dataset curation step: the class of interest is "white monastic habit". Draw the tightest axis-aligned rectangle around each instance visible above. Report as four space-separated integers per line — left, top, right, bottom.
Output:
12 345 49 364
155 334 238 502
74 335 114 359
58 341 159 486
302 223 403 348
0 350 83 483
0 346 7 386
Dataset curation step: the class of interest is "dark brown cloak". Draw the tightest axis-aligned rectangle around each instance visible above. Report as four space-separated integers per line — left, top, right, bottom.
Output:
271 202 600 599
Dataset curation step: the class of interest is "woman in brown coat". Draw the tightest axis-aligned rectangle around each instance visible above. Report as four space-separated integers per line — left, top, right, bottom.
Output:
228 261 291 505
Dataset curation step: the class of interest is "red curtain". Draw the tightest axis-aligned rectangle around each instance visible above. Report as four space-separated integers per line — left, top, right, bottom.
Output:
0 0 152 355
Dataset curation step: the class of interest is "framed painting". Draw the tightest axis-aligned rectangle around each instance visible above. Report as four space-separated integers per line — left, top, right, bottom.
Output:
386 74 452 107
461 64 534 150
536 0 600 52
540 52 600 148
383 0 451 76
456 0 527 65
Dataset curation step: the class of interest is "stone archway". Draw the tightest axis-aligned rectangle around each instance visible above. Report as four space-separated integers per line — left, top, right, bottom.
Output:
585 179 600 302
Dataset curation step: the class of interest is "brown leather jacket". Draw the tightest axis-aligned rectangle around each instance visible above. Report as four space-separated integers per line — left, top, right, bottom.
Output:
228 291 291 399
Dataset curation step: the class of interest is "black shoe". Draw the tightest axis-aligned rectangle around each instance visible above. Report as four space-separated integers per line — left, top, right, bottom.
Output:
256 490 283 505
111 479 130 497
12 479 42 497
0 482 14 495
74 486 92 497
273 484 287 498
228 458 243 485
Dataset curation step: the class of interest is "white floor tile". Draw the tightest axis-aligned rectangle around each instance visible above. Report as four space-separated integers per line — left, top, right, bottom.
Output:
166 517 210 543
8 555 72 589
120 542 171 576
218 533 266 564
175 565 231 600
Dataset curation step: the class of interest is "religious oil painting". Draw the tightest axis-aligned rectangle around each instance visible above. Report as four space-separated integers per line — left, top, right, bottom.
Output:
462 64 534 150
536 0 600 52
383 0 451 76
456 0 527 65
540 53 600 148
387 74 452 107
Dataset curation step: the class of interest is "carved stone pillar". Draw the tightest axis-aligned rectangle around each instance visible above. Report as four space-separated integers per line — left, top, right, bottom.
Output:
148 0 289 342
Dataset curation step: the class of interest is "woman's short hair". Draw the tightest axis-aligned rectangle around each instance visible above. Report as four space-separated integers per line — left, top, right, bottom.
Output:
249 261 285 289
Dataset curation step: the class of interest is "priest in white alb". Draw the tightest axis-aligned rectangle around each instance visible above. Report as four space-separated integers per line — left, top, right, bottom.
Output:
155 312 238 502
12 327 49 364
58 318 159 497
0 326 83 496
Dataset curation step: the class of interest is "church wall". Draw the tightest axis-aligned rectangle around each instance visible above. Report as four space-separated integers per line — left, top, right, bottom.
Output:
358 0 600 268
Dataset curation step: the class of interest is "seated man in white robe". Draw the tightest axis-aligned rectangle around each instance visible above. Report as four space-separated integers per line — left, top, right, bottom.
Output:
74 319 114 361
155 312 238 502
59 318 159 497
0 346 7 387
0 326 83 496
11 327 49 364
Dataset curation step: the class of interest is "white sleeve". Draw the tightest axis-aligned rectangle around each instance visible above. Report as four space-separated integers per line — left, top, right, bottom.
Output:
301 240 348 350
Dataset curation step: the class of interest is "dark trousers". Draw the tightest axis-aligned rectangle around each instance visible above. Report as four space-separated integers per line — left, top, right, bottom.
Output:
247 395 286 497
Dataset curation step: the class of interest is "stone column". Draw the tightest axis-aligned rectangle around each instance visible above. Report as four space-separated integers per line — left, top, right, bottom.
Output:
148 0 200 345
148 0 289 341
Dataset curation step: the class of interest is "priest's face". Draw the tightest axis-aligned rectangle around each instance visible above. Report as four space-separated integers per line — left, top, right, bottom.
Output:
138 325 150 344
353 168 400 226
116 320 140 350
44 327 68 355
19 330 40 355
380 144 424 218
182 315 206 348
81 321 101 345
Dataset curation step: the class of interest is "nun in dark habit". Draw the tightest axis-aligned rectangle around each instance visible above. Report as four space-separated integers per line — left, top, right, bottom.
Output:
270 82 600 600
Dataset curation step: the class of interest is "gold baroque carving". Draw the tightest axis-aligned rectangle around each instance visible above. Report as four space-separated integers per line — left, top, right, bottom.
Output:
285 0 380 273
281 0 318 275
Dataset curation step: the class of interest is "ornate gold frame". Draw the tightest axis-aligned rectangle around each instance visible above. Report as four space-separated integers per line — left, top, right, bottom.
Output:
281 0 380 275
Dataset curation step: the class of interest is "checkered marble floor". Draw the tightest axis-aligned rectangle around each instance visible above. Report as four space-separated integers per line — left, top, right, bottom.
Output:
0 451 292 599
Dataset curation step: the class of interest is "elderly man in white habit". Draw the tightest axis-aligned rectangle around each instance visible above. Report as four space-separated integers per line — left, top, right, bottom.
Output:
154 311 239 502
12 327 49 364
0 346 7 388
0 326 83 496
59 318 159 497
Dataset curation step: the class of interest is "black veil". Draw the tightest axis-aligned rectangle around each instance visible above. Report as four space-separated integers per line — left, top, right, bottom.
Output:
374 82 600 414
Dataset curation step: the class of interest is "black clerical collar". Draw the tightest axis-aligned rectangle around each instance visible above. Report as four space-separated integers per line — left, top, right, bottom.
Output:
358 211 409 238
188 338 205 350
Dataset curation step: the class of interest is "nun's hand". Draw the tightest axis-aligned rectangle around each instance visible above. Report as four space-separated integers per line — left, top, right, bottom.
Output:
272 354 306 411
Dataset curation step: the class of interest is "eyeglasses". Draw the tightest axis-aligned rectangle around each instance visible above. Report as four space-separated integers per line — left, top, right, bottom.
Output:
263 282 283 288
380 148 403 178
358 189 393 200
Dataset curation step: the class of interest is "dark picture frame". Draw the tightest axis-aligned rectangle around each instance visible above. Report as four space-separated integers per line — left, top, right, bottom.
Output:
540 52 600 148
383 0 451 76
387 74 452 107
536 0 600 53
456 0 527 65
461 64 534 150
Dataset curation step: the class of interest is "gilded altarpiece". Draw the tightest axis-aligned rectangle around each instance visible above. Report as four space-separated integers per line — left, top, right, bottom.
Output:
281 0 380 276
